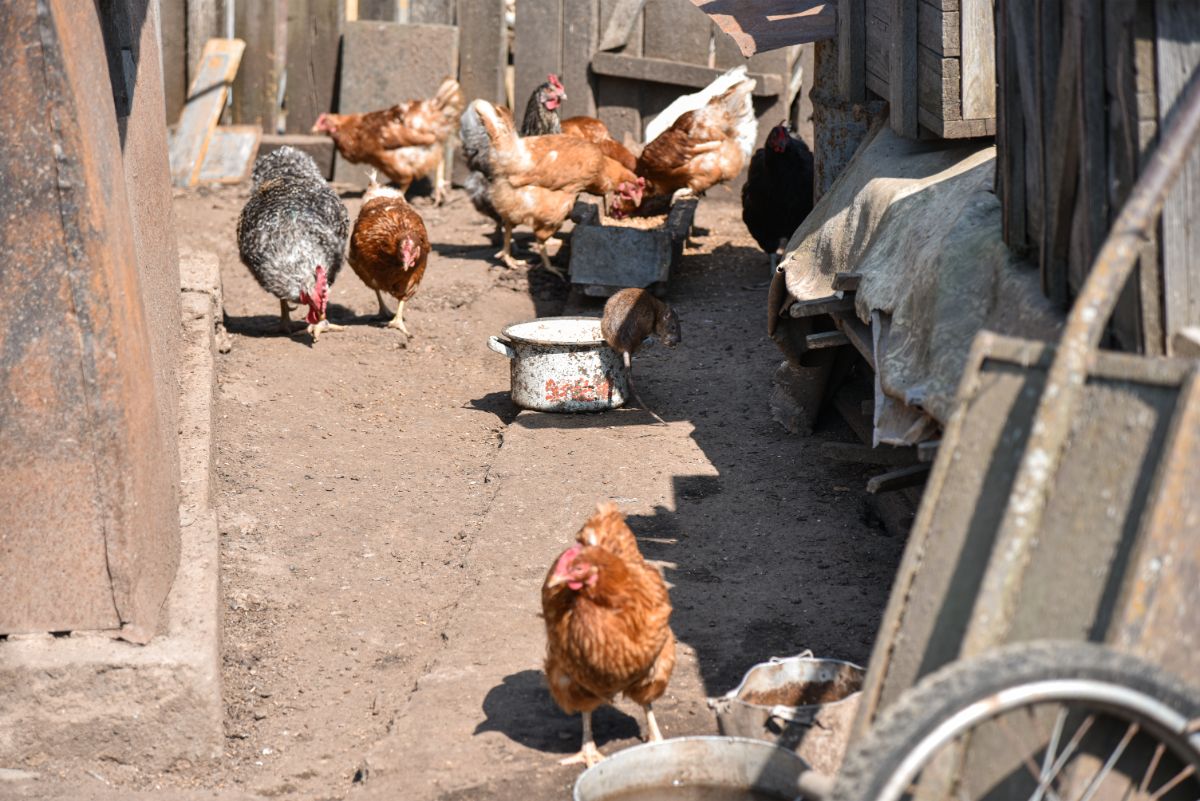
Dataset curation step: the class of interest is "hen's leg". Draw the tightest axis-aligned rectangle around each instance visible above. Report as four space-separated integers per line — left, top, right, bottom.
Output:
538 241 565 280
386 299 411 335
374 289 391 318
559 711 604 767
279 299 294 334
495 225 525 270
642 704 664 742
434 155 447 206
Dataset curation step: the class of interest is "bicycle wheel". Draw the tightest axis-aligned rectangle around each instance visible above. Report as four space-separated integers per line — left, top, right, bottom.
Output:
831 641 1200 801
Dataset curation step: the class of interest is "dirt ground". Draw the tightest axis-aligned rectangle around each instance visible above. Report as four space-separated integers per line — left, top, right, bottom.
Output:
10 185 903 801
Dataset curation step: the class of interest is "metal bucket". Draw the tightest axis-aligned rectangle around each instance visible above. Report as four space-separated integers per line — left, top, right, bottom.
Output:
488 317 629 412
708 653 864 776
573 736 816 801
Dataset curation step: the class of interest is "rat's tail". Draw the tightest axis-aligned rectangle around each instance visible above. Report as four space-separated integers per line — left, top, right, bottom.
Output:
623 355 667 425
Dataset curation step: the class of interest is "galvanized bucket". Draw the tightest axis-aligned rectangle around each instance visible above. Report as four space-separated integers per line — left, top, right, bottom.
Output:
708 652 864 776
487 317 629 413
573 736 814 801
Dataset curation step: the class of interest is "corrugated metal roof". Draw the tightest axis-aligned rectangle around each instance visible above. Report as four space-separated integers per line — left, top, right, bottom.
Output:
690 1 836 58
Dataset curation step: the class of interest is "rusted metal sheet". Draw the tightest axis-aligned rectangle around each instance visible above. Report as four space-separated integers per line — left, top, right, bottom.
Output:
0 1 179 640
690 0 836 58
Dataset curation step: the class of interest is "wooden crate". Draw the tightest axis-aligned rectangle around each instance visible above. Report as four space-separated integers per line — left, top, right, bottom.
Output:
843 0 995 139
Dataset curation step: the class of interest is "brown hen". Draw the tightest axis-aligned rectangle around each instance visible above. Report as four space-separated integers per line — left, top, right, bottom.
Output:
348 173 430 335
542 502 675 767
313 77 464 202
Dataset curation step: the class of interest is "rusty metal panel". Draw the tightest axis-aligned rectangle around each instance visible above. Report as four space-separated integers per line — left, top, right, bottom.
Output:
0 1 179 640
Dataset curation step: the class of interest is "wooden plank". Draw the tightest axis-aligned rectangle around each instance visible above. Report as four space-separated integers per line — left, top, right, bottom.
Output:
640 0 715 116
832 272 862 291
839 0 868 101
197 125 261 184
918 106 992 137
457 0 508 107
598 0 647 50
186 0 223 92
889 0 919 138
1075 0 1108 294
996 0 1026 250
918 45 961 120
160 0 188 123
788 296 856 317
1040 0 1079 308
919 1 959 56
562 0 600 118
867 463 932 493
514 0 563 110
806 331 852 349
169 39 246 187
1157 0 1200 351
408 0 455 23
233 1 281 130
833 312 876 368
917 439 940 462
866 11 889 90
590 53 784 96
961 0 996 119
866 70 890 101
285 0 345 134
359 0 397 19
596 0 644 141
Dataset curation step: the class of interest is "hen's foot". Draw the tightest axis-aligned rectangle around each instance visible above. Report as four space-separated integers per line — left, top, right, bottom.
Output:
558 742 604 768
304 319 346 342
386 300 411 335
496 251 527 270
643 705 664 742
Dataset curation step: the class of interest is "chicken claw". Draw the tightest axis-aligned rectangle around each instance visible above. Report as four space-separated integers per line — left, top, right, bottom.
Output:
385 300 412 336
559 742 604 768
304 318 345 342
538 243 566 281
643 704 664 743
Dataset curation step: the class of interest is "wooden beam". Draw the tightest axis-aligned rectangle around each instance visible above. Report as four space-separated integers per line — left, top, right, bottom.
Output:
867 463 932 493
590 52 784 96
832 272 862 291
169 39 246 187
961 0 996 119
806 331 851 349
821 441 919 465
839 0 867 101
788 295 856 317
889 0 919 137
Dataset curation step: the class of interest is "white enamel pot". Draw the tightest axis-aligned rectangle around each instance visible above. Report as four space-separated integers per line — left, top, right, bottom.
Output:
487 317 629 413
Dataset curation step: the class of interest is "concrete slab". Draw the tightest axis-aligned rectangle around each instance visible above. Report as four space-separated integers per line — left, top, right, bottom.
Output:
0 251 224 771
332 21 459 187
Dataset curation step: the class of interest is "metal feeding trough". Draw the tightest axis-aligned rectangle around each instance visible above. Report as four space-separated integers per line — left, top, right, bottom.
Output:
568 197 699 297
573 736 828 801
708 653 864 776
487 317 629 412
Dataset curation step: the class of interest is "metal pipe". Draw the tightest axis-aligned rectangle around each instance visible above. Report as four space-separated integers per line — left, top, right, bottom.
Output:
961 62 1200 658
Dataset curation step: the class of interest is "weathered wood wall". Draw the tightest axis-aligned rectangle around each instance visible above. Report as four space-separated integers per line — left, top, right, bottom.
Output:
995 0 1200 354
843 0 994 138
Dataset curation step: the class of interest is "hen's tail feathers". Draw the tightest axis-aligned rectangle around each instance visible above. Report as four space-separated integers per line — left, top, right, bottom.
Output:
711 78 758 162
643 65 749 145
433 77 464 113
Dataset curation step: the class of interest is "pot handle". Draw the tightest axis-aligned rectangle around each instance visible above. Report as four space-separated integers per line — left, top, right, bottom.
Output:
487 336 515 359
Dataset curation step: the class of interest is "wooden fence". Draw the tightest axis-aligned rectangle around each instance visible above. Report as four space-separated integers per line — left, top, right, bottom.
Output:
160 0 804 158
995 0 1200 355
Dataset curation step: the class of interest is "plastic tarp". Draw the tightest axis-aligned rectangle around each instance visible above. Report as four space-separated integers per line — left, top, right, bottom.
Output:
771 121 1063 445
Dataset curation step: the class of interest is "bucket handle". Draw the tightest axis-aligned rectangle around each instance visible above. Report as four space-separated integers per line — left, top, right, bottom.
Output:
488 336 515 359
770 649 814 664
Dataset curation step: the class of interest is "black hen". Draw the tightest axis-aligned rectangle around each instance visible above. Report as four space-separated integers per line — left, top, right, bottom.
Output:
741 123 814 269
237 147 350 341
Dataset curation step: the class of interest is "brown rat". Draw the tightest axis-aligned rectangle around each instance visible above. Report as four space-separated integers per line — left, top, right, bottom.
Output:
600 288 681 423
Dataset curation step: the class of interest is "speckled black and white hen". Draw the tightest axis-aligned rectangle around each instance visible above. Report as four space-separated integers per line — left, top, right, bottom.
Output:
237 146 350 341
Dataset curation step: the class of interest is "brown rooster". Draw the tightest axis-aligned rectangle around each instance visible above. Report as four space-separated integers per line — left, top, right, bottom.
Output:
461 99 643 276
542 503 675 767
313 77 464 202
347 172 430 335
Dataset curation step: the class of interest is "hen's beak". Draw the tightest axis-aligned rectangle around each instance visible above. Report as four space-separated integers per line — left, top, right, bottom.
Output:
546 573 568 588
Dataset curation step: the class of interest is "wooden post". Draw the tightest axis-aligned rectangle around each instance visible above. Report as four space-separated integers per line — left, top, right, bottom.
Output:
1156 0 1200 353
285 0 345 133
1 0 179 639
838 0 866 102
359 0 397 19
889 0 919 137
457 0 507 105
961 0 996 120
233 0 280 129
514 0 563 113
561 0 599 117
596 0 645 140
